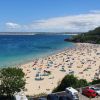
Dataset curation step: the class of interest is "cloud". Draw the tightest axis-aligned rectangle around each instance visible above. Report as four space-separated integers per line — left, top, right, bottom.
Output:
5 11 100 32
6 22 21 29
90 10 100 14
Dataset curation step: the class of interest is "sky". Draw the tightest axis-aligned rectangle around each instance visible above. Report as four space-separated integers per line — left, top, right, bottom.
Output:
0 0 100 32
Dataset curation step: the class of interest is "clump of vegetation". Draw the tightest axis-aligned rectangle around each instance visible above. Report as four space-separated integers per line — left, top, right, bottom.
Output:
65 26 100 44
52 75 88 93
53 74 100 93
89 79 100 85
0 67 26 96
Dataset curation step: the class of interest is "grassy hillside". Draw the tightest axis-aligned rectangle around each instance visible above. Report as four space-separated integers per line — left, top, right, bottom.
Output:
64 27 100 44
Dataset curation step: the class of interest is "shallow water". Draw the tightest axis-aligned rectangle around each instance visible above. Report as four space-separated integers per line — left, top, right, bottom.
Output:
0 34 74 67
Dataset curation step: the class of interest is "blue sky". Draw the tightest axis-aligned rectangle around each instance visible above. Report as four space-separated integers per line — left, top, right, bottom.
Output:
0 0 100 32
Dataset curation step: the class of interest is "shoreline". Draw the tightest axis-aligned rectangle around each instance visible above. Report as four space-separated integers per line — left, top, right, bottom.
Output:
1 42 75 68
19 43 75 67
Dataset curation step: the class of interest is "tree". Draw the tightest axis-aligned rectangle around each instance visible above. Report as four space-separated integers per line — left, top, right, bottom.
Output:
77 79 88 88
65 26 100 44
53 75 78 92
0 67 26 96
52 75 88 93
91 79 100 85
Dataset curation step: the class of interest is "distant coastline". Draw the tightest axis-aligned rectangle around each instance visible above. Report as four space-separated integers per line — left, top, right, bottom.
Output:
0 32 80 35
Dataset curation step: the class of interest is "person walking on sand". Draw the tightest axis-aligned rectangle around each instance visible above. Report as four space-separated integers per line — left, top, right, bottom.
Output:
38 86 40 90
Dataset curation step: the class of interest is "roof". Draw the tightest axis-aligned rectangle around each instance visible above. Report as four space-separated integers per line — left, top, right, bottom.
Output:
66 87 78 94
14 92 28 100
87 89 95 92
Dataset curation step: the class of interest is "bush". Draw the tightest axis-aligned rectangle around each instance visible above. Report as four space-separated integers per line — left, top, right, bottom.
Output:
52 75 88 93
77 79 88 88
0 67 25 96
91 79 100 85
53 75 78 92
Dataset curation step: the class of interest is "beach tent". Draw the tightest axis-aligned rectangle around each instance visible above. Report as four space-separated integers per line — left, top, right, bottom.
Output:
35 76 44 80
49 74 54 79
59 66 66 72
42 72 49 76
35 72 44 80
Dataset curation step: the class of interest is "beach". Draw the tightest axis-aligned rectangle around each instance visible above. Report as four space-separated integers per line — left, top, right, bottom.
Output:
20 43 100 96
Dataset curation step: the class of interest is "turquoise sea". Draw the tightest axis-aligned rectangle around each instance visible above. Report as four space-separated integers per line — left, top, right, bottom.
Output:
0 34 74 67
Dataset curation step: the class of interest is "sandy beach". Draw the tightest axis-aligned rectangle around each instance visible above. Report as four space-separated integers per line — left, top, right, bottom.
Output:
20 43 100 96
